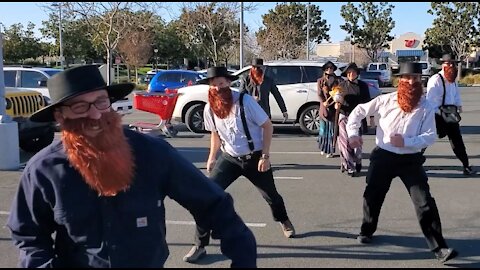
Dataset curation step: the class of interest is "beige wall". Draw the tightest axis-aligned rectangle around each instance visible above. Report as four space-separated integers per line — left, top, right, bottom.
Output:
316 43 341 58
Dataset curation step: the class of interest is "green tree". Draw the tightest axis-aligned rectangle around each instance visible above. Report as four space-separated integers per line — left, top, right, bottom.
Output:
257 2 330 60
40 13 103 65
340 2 395 62
176 3 240 66
58 2 163 84
424 2 480 63
154 20 194 69
2 22 43 63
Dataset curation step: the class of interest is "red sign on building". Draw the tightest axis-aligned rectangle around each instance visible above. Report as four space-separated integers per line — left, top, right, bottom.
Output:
404 39 416 48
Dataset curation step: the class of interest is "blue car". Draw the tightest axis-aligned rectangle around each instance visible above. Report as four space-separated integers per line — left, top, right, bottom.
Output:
147 70 204 92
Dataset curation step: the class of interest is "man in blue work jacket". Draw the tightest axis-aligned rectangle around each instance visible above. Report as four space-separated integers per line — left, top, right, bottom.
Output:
7 65 257 268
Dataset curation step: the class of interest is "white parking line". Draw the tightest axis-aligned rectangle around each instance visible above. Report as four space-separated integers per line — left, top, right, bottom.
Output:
166 220 266 228
178 149 320 155
239 176 303 180
0 212 267 228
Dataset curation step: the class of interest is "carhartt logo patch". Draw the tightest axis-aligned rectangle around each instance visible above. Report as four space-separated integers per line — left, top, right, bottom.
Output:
136 217 148 228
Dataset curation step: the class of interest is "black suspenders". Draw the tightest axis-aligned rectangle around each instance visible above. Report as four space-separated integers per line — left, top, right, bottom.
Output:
209 92 255 152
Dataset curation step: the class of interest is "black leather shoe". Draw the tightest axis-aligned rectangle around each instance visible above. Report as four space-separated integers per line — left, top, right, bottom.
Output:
463 166 477 176
356 163 362 173
434 248 458 263
357 234 372 244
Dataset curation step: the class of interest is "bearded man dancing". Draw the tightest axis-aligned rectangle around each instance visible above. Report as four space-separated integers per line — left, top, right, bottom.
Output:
183 66 295 264
346 62 457 263
426 54 476 175
7 65 257 268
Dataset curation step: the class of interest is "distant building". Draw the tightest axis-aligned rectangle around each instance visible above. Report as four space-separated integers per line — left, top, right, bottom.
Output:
315 32 430 69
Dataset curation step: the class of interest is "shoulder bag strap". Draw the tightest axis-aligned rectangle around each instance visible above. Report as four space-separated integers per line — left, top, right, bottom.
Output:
438 74 446 106
239 92 255 152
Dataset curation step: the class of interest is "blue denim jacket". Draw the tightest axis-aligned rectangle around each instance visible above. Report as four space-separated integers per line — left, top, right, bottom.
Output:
7 129 256 268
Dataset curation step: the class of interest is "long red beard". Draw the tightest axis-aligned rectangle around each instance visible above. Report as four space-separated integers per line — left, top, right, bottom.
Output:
61 111 135 196
397 80 423 113
208 86 233 119
444 65 458 83
250 68 264 85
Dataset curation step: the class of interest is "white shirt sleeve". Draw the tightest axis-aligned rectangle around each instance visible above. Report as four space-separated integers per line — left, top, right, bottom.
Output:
346 95 382 138
203 103 215 132
243 94 269 126
426 74 443 111
403 106 437 149
453 83 462 107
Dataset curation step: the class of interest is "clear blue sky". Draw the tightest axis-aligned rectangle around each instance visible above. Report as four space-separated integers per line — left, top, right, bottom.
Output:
0 2 434 43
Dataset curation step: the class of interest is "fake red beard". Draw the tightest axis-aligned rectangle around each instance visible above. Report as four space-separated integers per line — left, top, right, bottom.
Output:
250 68 264 85
60 111 135 196
443 65 458 83
397 80 424 113
208 86 234 119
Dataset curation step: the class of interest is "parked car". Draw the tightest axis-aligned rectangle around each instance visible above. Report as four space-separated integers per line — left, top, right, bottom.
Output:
366 62 392 87
5 87 55 152
147 70 204 92
171 60 349 135
144 69 159 85
359 70 383 86
3 66 133 116
416 61 432 86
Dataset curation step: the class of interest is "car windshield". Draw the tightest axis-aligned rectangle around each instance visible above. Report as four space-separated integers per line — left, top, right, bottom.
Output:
43 70 62 77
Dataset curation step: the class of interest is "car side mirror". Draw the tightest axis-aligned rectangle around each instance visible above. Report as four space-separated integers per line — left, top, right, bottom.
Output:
231 80 240 88
38 80 47 87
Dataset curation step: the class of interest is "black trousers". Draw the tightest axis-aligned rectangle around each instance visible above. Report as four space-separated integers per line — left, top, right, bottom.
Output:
360 147 448 251
435 115 470 168
194 151 289 247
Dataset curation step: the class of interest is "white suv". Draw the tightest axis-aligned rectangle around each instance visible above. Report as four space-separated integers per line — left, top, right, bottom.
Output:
3 66 133 115
171 60 347 135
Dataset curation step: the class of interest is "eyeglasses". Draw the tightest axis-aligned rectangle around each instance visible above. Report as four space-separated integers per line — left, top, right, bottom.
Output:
62 97 112 114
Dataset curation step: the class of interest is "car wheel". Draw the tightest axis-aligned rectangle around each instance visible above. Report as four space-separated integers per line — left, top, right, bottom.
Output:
185 103 208 133
19 129 55 153
299 104 321 135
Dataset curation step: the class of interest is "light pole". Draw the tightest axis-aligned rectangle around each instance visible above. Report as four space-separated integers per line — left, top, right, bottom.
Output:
154 48 158 70
0 25 20 170
52 2 64 69
306 3 310 60
239 2 244 69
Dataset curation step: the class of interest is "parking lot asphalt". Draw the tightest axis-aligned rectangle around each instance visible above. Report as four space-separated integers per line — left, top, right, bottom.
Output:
1 87 479 268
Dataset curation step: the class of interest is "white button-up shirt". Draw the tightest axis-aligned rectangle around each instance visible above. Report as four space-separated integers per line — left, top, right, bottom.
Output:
426 71 462 112
204 91 269 157
346 92 437 154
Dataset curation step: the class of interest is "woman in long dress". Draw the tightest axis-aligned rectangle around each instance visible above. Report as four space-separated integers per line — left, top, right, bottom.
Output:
317 61 342 158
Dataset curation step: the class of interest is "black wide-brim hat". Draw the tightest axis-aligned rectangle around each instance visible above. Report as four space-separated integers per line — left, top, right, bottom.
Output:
341 62 360 77
30 65 135 122
197 66 239 85
322 61 337 71
440 53 460 63
394 62 430 77
251 58 264 67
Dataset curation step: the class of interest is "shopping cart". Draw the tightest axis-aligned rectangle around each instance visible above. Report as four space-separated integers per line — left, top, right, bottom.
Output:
129 89 180 137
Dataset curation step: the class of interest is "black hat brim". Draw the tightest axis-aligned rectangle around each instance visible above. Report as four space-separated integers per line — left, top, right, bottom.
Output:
197 74 239 85
30 83 135 122
322 61 337 71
